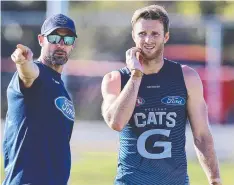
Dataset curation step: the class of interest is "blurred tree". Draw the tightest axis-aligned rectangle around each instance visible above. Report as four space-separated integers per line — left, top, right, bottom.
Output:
176 1 201 15
199 1 219 15
175 1 234 19
1 1 46 11
69 1 147 12
220 1 234 20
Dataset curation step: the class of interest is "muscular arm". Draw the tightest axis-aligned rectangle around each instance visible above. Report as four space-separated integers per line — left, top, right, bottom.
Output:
16 62 39 88
183 66 222 185
101 70 142 131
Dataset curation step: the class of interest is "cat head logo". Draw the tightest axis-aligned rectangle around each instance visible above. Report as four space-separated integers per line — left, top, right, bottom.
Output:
136 97 145 107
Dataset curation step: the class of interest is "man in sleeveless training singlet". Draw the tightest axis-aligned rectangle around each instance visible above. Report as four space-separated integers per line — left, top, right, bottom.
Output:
101 5 222 185
2 14 77 185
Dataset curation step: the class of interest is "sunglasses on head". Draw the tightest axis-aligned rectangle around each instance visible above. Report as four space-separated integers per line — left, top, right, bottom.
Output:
46 34 76 46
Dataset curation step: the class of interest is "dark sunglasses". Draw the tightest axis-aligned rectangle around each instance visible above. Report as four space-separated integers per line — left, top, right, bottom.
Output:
46 34 76 46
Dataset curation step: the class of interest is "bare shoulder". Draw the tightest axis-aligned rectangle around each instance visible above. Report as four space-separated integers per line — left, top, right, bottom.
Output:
102 70 121 83
182 65 201 86
182 65 200 81
101 70 121 97
182 65 203 91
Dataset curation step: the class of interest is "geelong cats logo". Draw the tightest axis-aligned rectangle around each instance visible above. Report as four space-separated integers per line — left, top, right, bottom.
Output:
136 97 145 107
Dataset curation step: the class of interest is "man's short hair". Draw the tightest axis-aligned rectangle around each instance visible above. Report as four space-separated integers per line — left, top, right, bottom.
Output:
131 5 170 34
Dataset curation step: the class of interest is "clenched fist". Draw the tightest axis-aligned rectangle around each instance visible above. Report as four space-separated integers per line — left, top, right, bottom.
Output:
126 47 144 73
11 44 33 65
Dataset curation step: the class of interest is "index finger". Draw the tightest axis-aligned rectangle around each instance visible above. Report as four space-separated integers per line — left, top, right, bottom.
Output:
126 47 141 57
130 47 141 57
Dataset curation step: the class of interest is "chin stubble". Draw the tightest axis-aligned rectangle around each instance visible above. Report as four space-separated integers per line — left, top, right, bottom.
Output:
142 44 164 63
44 51 69 66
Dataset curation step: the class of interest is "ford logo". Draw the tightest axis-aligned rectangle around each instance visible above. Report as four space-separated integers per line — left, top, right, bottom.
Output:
55 96 75 121
161 96 186 106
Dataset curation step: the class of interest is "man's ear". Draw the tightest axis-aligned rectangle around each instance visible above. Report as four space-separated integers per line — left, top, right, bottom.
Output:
38 34 44 47
132 30 136 43
72 39 77 49
164 32 170 44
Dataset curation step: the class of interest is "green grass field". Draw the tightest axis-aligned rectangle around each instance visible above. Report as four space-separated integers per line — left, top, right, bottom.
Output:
1 152 234 185
69 152 233 185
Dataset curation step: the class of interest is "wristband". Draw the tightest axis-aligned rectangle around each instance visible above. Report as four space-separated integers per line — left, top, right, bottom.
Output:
131 69 143 78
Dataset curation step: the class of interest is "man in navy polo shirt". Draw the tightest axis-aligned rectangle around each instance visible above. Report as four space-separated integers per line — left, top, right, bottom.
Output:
2 14 77 185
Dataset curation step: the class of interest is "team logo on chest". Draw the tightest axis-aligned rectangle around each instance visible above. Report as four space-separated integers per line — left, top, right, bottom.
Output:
55 96 75 121
136 97 145 107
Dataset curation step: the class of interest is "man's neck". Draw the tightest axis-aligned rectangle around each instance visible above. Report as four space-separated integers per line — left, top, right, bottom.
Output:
38 56 63 74
142 55 164 75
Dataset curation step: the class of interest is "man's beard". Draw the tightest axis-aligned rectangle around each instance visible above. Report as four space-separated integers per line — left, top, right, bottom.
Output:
142 42 164 63
44 50 69 66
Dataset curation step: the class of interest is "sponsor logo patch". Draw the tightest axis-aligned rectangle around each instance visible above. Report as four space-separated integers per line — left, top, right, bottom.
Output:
161 96 186 106
53 14 68 24
55 96 75 121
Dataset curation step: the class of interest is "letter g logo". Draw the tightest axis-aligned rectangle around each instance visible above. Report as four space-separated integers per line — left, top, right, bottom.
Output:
137 129 172 159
